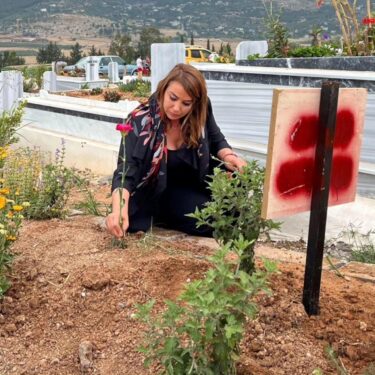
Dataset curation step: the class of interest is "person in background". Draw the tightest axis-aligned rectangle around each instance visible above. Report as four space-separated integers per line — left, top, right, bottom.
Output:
136 55 143 80
106 63 247 238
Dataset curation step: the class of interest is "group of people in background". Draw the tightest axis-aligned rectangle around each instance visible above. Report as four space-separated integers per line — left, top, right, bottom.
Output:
136 55 151 80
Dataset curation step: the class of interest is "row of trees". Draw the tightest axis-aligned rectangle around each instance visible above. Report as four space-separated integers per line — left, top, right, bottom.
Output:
35 27 171 65
0 51 25 69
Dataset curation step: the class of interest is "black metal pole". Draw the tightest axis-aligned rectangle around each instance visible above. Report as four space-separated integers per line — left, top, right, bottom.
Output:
303 81 340 316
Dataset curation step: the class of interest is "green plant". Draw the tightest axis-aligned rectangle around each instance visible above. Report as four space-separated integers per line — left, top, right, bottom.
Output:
80 82 90 90
326 224 375 264
0 102 26 149
3 141 76 220
136 236 277 374
289 45 337 57
104 90 121 102
21 65 50 90
118 80 151 97
90 87 103 95
247 53 261 61
263 4 290 58
324 346 349 375
189 162 280 273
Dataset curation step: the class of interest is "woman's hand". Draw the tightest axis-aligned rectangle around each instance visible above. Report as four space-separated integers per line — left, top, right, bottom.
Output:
218 148 247 172
105 188 130 238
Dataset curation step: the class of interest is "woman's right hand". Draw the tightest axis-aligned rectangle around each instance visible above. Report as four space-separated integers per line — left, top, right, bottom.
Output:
105 207 129 238
105 188 130 238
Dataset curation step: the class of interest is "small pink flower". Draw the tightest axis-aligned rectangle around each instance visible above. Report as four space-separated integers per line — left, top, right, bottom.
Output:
116 123 133 135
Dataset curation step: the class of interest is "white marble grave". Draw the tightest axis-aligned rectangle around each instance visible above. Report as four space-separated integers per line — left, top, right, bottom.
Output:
108 62 120 83
151 43 185 93
42 71 57 92
235 41 268 61
0 71 23 112
86 62 99 81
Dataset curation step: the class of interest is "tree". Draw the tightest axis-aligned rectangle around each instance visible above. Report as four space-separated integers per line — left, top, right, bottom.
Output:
68 42 83 64
226 42 232 55
0 51 25 69
137 27 169 59
36 42 63 63
219 42 224 55
89 45 98 56
207 38 211 50
190 32 194 45
108 33 135 63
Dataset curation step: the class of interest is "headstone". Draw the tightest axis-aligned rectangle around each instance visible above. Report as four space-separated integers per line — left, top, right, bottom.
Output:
0 71 23 112
235 41 268 61
108 62 120 83
86 62 99 81
151 43 185 93
42 71 57 92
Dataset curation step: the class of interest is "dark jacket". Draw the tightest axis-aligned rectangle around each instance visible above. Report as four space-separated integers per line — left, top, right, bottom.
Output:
112 95 230 214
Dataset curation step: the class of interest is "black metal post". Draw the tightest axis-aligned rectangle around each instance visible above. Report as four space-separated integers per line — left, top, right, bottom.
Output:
303 81 340 316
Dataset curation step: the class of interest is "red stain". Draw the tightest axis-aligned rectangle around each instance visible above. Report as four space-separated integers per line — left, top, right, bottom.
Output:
334 109 355 149
275 158 314 198
288 115 318 151
330 155 354 196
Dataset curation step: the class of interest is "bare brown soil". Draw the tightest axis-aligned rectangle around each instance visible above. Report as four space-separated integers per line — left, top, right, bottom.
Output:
0 184 374 375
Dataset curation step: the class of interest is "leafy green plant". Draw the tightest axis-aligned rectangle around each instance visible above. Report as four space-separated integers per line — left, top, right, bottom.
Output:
263 5 290 58
324 346 349 375
136 236 277 375
247 53 261 61
118 80 151 97
0 102 26 149
289 45 337 57
189 162 280 273
90 87 103 95
104 90 121 102
3 141 76 220
80 82 90 90
21 65 50 90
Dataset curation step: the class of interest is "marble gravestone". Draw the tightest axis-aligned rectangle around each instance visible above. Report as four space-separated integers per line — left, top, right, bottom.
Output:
108 62 120 83
86 62 99 82
42 71 57 92
151 43 185 93
235 41 268 61
0 71 23 112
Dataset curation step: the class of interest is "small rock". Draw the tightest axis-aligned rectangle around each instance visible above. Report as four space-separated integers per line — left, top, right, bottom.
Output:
66 320 74 328
79 340 94 373
82 271 111 291
29 298 40 309
336 318 344 327
50 358 60 365
359 321 367 331
345 346 359 360
15 315 26 325
0 314 5 324
5 323 17 334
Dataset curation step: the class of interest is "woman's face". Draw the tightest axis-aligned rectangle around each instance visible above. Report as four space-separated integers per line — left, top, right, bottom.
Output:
163 81 193 122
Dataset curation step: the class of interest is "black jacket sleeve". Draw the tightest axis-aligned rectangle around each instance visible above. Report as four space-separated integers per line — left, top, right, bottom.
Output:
206 98 231 155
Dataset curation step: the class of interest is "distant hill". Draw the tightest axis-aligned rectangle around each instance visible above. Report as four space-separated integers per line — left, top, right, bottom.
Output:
0 0 365 40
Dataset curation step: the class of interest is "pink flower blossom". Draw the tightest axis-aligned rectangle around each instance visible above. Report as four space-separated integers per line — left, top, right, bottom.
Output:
116 123 133 135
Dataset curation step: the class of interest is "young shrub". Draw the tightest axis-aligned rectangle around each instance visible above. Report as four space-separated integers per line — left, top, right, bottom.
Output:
3 141 76 220
0 102 26 149
90 87 103 95
104 90 121 102
136 236 277 375
189 161 280 274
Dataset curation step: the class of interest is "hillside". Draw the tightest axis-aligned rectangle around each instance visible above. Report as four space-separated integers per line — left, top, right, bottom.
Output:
0 0 362 39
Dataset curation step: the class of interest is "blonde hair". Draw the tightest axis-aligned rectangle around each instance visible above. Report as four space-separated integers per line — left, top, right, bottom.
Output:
156 64 208 148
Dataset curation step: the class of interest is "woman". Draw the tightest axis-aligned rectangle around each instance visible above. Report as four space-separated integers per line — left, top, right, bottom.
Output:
106 63 246 238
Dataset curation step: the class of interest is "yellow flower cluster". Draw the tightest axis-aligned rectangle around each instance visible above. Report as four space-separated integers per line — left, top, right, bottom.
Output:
0 147 8 160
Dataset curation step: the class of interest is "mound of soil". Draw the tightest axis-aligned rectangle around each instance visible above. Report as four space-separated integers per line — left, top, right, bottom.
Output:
0 185 374 375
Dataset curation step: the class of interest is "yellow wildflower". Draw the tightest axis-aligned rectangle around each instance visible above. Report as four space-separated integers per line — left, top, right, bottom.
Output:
0 229 7 236
6 235 17 241
6 199 15 204
6 212 13 218
12 205 24 212
22 202 31 208
0 196 6 210
0 188 10 195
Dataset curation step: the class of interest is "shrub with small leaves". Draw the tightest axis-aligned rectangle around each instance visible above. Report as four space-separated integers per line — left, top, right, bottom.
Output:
104 90 121 102
90 87 103 95
136 236 277 375
189 161 280 273
118 80 151 97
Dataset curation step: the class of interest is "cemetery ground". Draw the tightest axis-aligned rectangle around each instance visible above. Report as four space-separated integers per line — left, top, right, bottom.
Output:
0 180 374 375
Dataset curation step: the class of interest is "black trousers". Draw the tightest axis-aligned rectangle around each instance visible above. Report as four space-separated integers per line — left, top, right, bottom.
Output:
128 185 213 237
